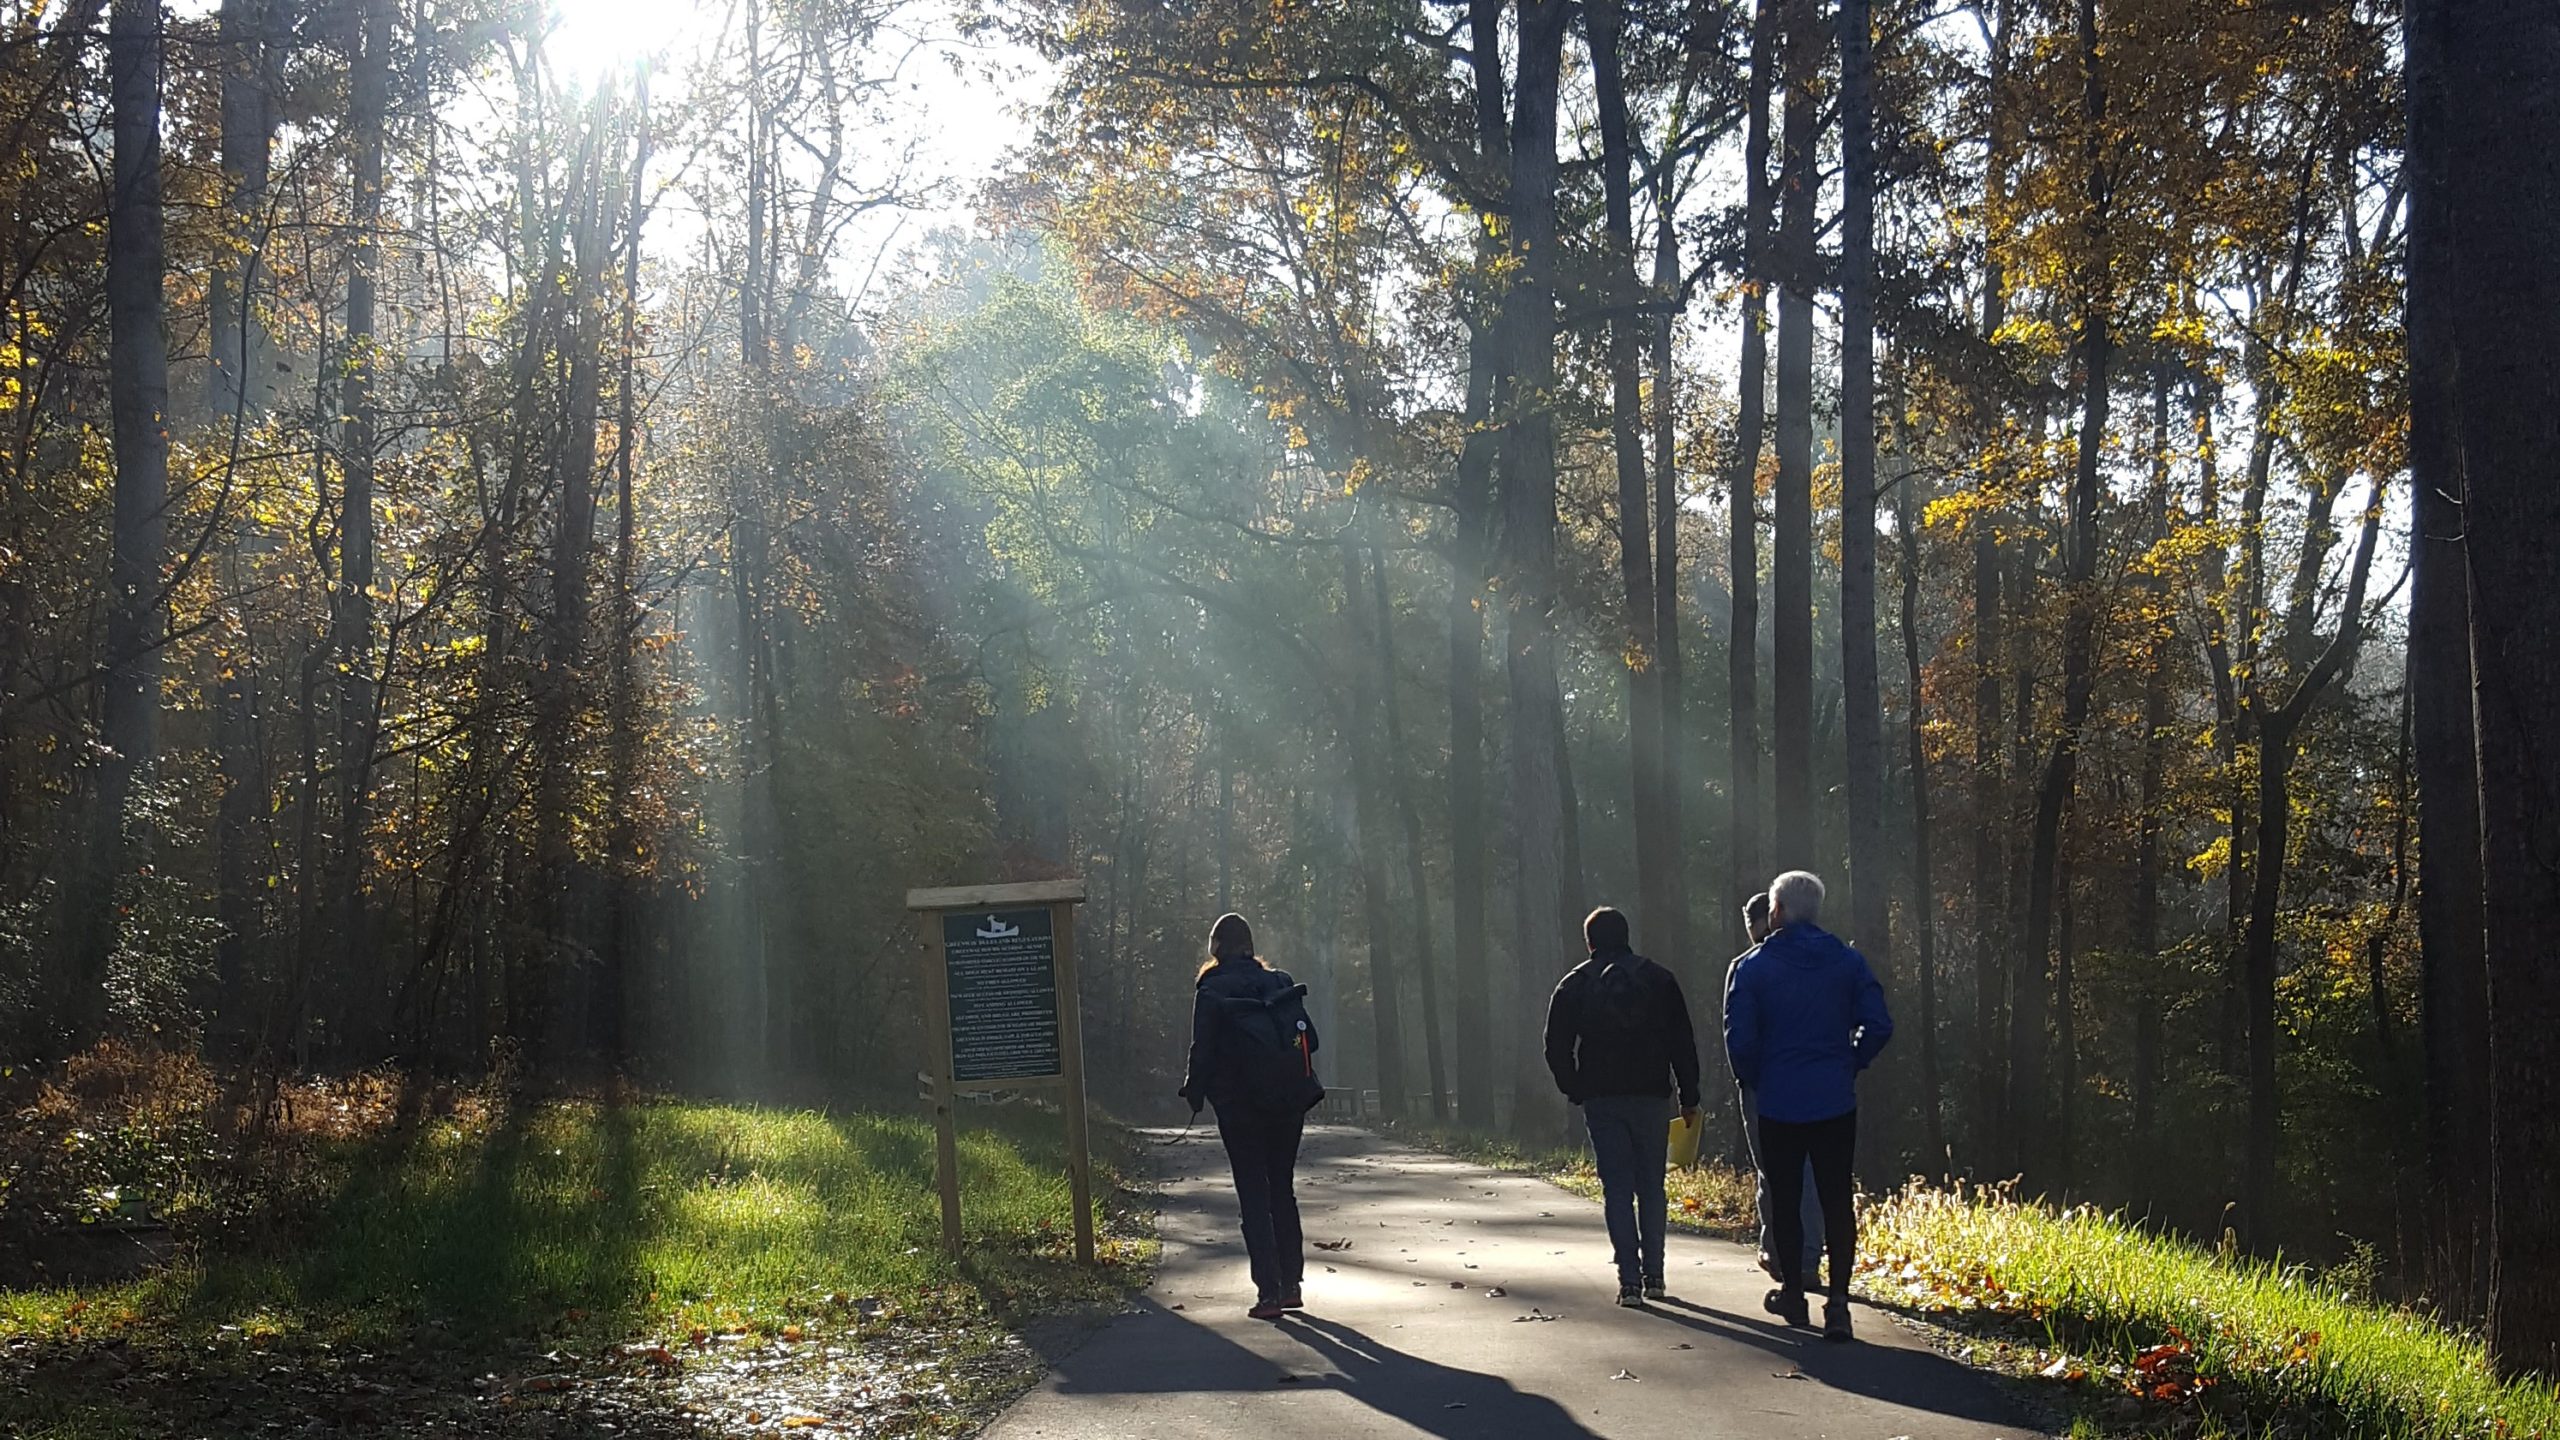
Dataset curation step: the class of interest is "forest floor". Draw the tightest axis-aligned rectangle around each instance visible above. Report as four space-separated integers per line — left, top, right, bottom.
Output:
0 1050 1154 1438
1393 1124 2560 1439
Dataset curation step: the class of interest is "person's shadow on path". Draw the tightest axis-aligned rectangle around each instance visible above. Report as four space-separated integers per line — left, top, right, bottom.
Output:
1038 1296 1603 1439
1283 1312 1606 1439
1646 1295 2034 1430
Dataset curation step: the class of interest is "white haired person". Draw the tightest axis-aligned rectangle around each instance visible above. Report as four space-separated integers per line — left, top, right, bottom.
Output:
1721 871 1893 1341
1727 892 1823 1286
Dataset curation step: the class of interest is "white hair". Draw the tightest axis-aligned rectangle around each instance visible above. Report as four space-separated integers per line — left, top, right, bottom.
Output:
1769 870 1826 926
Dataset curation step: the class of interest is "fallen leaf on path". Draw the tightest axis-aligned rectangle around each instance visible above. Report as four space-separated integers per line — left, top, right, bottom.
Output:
1449 1282 1465 1289
1773 1369 1806 1381
1670 1343 1693 1350
1484 1287 1508 1298
781 1418 827 1429
1611 1369 1639 1381
1314 1240 1353 1251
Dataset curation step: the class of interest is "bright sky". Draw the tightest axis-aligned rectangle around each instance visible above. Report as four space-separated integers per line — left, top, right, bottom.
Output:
545 0 1052 285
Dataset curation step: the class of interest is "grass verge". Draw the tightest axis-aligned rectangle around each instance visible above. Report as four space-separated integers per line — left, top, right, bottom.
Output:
0 1083 1153 1438
1391 1120 2560 1438
1858 1183 2559 1439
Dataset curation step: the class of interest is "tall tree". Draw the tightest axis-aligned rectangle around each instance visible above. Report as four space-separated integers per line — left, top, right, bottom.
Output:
1768 0 1818 870
71 0 174 1049
2402 0 2488 1316
1447 0 1510 1129
1726 0 1778 939
210 0 276 1045
1501 0 1572 1133
2415 0 2560 1379
1587 0 1672 950
1837 0 1890 980
2010 0 2111 1186
335 0 392 1002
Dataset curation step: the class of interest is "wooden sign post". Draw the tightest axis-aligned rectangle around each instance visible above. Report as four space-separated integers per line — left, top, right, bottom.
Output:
905 879 1093 1264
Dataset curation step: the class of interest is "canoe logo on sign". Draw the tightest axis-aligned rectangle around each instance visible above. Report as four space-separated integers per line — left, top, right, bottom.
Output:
975 914 1021 940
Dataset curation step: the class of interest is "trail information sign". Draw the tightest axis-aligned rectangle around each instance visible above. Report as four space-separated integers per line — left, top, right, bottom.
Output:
906 879 1092 1264
941 908 1061 1082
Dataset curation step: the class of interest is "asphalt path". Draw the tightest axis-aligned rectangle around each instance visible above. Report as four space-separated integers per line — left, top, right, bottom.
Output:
984 1124 2046 1440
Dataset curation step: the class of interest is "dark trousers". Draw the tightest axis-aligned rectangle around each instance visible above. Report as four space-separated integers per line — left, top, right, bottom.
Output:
1759 1109 1857 1297
1213 1104 1305 1300
1582 1094 1671 1289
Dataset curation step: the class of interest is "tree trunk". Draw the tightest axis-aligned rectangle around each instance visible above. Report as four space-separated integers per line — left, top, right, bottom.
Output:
1501 0 1572 1137
211 0 275 1049
1343 543 1410 1118
1769 0 1819 870
335 0 392 1021
1370 546 1447 1120
603 74 653 1066
534 112 611 1049
2427 0 2560 1364
1447 0 1509 1132
2011 0 2109 1189
1726 0 1777 942
72 0 174 1049
2402 0 2490 1319
1837 0 1887 947
1586 0 1671 951
1898 471 1945 1169
1969 6 2011 1163
2132 376 2172 1164
2240 498 2383 1239
1650 157 1689 971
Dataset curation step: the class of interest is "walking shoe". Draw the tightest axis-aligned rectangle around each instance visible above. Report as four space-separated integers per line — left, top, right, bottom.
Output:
1763 1286 1810 1328
1249 1298 1287 1321
1279 1289 1306 1311
1617 1287 1646 1307
1823 1297 1854 1343
1642 1279 1668 1301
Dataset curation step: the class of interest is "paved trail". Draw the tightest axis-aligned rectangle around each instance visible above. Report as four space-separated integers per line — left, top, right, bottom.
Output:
986 1126 2044 1440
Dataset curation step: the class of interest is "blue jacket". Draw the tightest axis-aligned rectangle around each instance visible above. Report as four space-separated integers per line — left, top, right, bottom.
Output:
1723 923 1893 1124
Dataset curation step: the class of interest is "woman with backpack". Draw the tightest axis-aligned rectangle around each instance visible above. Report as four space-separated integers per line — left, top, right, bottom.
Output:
1178 913 1324 1320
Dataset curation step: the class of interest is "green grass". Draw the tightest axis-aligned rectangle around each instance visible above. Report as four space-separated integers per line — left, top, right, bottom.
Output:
1861 1183 2560 1439
1386 1121 1762 1243
2 1097 1146 1345
0 1096 1153 1438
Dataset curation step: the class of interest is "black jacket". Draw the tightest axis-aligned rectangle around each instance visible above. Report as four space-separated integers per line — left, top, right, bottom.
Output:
1179 958 1320 1110
1543 947 1702 1107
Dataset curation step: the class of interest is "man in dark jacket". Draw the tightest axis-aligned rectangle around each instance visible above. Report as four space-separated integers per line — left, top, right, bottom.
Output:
1544 906 1702 1307
1723 870 1893 1341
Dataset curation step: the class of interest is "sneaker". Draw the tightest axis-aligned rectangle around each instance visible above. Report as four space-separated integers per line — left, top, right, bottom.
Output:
1249 1299 1286 1321
1616 1287 1646 1307
1763 1287 1810 1328
1279 1289 1305 1311
1642 1279 1668 1301
1823 1297 1854 1343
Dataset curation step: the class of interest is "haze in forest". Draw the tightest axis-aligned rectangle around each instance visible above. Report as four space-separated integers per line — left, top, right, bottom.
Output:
7 0 2560 1392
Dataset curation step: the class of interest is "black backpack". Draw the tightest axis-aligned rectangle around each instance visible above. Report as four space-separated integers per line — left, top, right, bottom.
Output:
1215 978 1325 1114
1584 955 1659 1039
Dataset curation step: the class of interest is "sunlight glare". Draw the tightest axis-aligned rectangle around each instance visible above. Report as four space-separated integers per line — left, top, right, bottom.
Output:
547 0 701 79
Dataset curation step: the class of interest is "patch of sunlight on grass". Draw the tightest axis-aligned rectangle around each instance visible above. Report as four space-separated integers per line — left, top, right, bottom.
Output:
1 1096 1147 1353
1862 1183 2560 1439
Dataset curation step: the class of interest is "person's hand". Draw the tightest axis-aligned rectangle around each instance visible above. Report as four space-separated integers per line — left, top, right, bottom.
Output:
1187 1094 1204 1117
1680 1105 1699 1127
